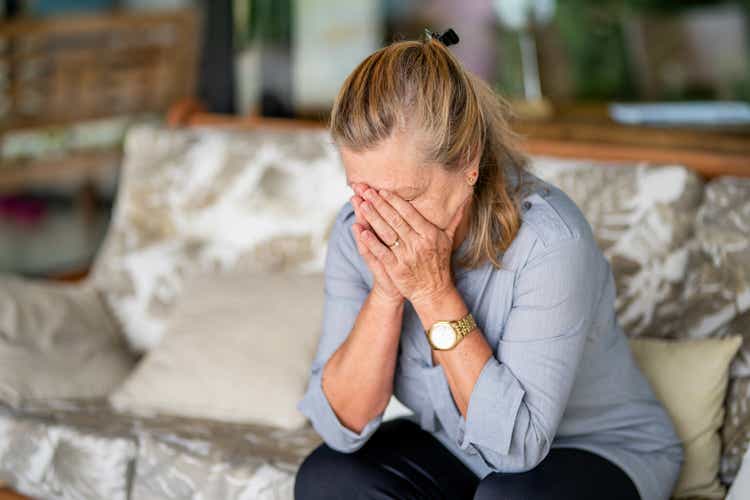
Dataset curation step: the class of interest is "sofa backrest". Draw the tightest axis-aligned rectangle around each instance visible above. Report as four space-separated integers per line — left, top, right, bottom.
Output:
88 121 750 482
89 124 351 351
90 124 750 357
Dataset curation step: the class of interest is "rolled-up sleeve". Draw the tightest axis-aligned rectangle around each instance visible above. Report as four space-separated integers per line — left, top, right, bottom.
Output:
296 203 384 452
454 234 604 472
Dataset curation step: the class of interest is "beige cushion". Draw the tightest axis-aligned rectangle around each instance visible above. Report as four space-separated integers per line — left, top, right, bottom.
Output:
629 336 742 499
0 274 136 406
109 270 325 430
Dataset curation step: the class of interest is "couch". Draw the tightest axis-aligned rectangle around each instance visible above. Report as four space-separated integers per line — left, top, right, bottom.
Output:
0 115 749 500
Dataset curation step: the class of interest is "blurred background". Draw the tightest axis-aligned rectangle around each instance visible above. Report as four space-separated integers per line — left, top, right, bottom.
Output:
0 0 748 278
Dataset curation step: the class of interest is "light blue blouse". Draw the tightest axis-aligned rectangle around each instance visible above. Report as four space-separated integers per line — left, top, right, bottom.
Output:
297 169 684 500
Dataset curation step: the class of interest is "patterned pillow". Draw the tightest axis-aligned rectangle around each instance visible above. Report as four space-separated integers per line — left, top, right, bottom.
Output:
691 177 750 485
682 177 750 375
89 124 350 352
528 157 704 338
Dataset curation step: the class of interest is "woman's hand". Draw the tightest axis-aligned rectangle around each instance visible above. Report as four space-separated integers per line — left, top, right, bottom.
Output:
350 183 404 307
356 187 470 309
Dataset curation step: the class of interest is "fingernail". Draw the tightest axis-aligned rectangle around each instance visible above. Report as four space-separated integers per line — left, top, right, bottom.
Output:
378 189 388 197
361 201 371 211
363 189 375 200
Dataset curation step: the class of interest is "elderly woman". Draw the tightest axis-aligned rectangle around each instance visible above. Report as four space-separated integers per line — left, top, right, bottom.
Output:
295 29 683 500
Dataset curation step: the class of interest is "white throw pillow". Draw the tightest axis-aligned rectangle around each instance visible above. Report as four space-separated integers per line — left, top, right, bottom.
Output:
109 270 327 429
0 275 136 407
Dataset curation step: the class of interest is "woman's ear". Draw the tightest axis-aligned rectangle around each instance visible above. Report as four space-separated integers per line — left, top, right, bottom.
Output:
463 145 481 186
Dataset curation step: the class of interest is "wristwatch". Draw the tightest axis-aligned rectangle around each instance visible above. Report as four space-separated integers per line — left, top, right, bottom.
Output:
425 312 477 350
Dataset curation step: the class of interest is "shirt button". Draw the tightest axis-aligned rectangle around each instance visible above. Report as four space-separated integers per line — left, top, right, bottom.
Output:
522 201 532 211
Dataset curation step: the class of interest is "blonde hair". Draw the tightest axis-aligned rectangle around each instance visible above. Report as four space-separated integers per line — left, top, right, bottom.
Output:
329 34 531 270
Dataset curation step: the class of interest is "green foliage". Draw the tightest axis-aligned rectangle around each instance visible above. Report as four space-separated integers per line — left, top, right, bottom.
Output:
548 0 750 100
555 1 636 99
236 0 292 46
494 29 525 99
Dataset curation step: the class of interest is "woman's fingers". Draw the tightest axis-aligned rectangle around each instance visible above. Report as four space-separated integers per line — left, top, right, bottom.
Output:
352 224 393 280
351 195 371 231
360 198 400 247
360 227 398 267
377 189 435 237
352 182 369 197
352 183 372 204
352 223 380 266
352 223 372 257
362 188 415 241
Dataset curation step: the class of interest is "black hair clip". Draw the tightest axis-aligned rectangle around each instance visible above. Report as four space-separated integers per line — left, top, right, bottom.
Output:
424 28 460 47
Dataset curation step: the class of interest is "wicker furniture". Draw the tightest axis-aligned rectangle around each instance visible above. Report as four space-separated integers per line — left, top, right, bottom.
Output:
0 8 200 194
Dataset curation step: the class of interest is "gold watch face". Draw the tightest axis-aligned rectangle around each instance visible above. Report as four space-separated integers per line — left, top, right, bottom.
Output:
429 322 457 350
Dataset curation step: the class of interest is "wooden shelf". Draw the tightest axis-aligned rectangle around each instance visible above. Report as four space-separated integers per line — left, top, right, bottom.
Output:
0 7 199 132
508 102 750 178
0 7 199 193
0 150 121 194
169 100 750 180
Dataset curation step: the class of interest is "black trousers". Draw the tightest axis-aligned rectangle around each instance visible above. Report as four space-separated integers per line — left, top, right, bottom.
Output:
294 417 641 500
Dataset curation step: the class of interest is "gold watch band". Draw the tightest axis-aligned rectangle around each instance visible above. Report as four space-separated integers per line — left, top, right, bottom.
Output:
450 312 477 341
